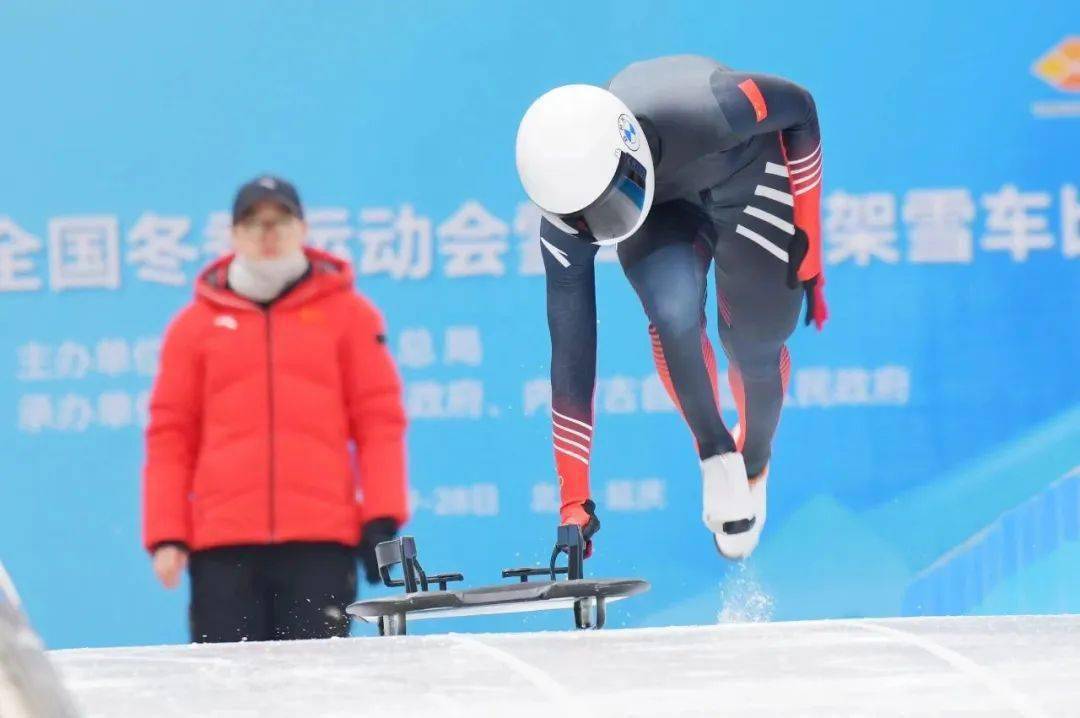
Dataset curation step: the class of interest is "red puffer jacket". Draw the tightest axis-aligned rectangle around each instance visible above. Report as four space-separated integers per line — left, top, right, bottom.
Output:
142 248 408 552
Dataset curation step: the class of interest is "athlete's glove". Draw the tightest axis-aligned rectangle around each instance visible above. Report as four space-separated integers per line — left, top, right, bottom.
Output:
559 499 601 558
786 227 828 330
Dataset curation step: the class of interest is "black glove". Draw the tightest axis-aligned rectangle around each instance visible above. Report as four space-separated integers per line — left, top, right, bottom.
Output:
357 517 399 585
786 227 810 290
563 499 601 558
783 228 824 327
579 499 601 543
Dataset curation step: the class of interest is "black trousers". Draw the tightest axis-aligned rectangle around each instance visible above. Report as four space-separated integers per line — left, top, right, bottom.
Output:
188 542 357 643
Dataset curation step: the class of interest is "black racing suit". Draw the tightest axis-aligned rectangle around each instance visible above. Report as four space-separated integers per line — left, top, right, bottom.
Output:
543 55 826 530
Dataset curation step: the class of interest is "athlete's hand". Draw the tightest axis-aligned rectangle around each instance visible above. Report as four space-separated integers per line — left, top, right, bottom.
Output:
152 545 188 589
560 499 601 557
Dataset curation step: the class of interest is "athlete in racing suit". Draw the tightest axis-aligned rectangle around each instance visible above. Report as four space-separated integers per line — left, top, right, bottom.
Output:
540 55 826 558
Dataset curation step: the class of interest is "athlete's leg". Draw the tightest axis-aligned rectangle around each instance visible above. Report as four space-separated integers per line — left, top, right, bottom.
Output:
618 200 733 459
708 141 803 479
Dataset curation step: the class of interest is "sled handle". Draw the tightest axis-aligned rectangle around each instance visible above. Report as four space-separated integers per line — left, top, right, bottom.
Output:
501 566 570 583
549 524 585 581
376 537 464 593
376 537 421 592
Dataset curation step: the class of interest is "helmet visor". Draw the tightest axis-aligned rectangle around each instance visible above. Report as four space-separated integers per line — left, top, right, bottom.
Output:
542 152 648 243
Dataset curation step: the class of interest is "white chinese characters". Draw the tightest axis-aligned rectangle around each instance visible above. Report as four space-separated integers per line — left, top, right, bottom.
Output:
0 217 43 291
127 212 196 286
358 205 433 279
903 189 976 264
981 185 1053 261
826 192 899 265
0 185 1075 295
49 216 121 290
437 201 509 278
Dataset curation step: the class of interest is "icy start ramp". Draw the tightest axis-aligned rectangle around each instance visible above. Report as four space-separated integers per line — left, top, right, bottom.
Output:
52 615 1079 717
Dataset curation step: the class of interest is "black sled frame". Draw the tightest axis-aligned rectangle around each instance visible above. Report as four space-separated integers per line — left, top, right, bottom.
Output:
346 525 648 636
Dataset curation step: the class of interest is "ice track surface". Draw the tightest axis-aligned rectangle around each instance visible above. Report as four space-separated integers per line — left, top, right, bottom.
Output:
53 615 1079 717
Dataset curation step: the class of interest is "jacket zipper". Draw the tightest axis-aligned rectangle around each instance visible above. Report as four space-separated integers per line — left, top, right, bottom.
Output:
264 307 276 542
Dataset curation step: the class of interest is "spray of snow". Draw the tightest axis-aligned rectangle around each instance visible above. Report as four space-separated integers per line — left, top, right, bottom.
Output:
717 562 774 623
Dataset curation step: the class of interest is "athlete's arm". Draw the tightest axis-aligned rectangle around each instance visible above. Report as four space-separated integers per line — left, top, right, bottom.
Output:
539 218 602 538
713 72 828 328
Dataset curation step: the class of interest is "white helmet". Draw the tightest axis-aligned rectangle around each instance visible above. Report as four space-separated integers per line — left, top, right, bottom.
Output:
516 84 655 246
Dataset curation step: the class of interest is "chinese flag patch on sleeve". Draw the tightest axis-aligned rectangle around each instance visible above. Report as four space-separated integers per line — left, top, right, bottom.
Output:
737 78 768 122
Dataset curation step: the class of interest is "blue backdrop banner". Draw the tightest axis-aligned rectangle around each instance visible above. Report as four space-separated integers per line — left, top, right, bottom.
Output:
0 2 1077 648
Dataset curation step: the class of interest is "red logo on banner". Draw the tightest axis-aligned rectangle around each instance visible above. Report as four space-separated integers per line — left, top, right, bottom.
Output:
1032 37 1080 92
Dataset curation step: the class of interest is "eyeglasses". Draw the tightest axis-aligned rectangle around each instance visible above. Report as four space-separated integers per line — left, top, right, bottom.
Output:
236 215 298 235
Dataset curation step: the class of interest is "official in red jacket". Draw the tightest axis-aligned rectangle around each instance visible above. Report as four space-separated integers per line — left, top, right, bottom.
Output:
143 175 408 642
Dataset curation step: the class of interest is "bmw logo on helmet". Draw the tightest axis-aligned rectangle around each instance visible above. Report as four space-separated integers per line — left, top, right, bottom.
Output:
617 114 640 151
